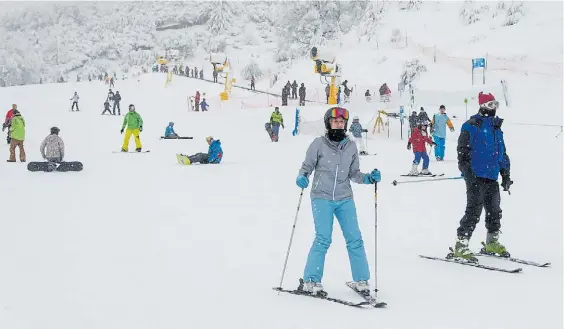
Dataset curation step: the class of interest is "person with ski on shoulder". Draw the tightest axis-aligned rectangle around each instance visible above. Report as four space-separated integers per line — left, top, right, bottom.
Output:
451 92 513 262
407 120 436 175
2 104 17 144
295 107 381 296
7 109 26 162
120 104 144 152
40 127 65 163
178 136 223 165
430 105 454 161
349 116 368 155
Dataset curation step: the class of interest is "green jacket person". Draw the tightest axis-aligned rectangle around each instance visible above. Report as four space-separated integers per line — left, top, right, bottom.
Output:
269 107 284 142
121 104 144 152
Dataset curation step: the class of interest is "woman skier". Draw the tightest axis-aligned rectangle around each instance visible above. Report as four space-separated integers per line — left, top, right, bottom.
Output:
295 107 381 296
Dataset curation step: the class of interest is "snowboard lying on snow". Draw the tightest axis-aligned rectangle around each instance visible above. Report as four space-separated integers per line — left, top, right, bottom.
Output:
28 161 83 172
160 136 193 140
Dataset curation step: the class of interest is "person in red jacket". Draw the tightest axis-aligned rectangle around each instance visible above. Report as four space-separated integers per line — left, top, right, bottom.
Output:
2 104 17 144
194 90 201 111
407 120 436 175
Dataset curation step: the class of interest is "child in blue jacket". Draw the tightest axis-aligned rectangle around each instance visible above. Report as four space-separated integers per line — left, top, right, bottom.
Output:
164 122 178 138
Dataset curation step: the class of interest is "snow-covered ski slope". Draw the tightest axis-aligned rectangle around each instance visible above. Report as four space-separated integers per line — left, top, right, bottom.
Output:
1 10 563 329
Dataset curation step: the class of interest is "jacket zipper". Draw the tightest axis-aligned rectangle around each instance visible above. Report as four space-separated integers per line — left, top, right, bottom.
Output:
332 164 339 200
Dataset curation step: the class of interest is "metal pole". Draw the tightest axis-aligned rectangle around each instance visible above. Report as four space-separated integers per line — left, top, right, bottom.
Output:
373 181 379 297
277 189 305 290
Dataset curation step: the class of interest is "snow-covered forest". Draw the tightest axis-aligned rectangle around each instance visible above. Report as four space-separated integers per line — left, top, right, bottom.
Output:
0 1 537 87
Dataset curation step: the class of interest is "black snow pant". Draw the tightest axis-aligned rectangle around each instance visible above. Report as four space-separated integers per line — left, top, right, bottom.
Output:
102 107 112 115
71 102 79 111
282 96 288 106
299 97 305 106
292 89 297 99
457 174 502 239
189 152 209 164
113 101 121 115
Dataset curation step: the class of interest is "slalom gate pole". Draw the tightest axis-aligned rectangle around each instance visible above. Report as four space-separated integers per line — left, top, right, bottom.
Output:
392 176 463 186
373 180 379 297
277 188 305 291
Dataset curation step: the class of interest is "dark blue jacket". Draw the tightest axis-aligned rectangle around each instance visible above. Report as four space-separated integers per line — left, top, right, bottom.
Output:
208 140 223 164
457 114 510 180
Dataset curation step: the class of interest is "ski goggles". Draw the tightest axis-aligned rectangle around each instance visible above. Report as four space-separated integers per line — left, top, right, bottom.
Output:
480 100 499 111
329 107 349 120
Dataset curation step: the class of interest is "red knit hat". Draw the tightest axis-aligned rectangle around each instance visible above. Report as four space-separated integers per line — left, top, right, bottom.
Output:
478 92 495 106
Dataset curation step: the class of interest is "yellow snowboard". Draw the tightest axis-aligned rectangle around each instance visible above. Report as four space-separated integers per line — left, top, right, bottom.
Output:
176 154 191 165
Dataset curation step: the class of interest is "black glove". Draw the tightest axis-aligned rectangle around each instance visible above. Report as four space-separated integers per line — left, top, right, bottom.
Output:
139 126 143 132
362 129 368 133
458 162 472 177
501 170 513 192
407 142 411 150
282 124 285 129
120 128 124 134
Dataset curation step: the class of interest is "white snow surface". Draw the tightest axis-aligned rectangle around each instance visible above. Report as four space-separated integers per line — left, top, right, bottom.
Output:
0 5 563 328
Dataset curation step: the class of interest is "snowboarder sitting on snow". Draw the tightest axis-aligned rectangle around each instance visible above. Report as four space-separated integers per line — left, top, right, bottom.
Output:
407 120 436 175
40 127 65 163
179 136 223 165
164 122 178 138
349 116 368 155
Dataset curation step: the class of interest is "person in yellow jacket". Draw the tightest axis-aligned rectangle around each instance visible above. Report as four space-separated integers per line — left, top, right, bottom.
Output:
121 104 144 152
269 107 284 142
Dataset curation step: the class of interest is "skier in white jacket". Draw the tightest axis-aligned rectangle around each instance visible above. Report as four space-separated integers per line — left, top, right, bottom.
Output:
40 127 65 162
70 92 80 111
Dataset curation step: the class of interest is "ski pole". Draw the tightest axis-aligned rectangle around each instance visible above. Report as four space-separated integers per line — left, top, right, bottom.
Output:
373 180 379 297
392 175 463 186
277 188 305 291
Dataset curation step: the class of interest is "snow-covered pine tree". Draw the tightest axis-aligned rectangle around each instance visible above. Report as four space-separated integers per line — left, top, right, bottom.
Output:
358 0 385 41
241 59 263 80
207 1 233 36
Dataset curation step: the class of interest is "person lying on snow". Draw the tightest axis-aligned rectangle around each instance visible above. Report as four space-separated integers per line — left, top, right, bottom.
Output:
178 136 222 165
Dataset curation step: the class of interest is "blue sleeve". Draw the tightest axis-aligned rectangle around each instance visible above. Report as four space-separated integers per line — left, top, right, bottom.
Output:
498 131 510 172
165 127 171 136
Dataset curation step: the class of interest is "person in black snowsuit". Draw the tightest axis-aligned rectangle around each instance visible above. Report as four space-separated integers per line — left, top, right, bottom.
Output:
418 107 430 133
299 83 306 106
281 86 289 106
213 70 218 83
325 84 330 104
291 80 298 99
408 111 418 136
250 76 255 91
199 70 203 79
102 100 112 115
342 80 353 103
110 77 115 88
453 92 513 260
107 89 115 102
113 91 122 115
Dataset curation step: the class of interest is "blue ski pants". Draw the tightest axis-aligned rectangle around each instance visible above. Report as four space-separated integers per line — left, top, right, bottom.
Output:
413 151 430 169
303 198 370 283
433 136 445 160
272 122 280 138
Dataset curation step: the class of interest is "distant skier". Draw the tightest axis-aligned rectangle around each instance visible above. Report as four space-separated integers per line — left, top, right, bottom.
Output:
195 90 201 111
107 89 115 102
269 107 284 142
70 92 80 111
178 136 223 165
295 107 381 295
298 83 306 106
451 92 512 261
408 110 418 136
200 98 209 111
407 120 436 175
325 84 330 104
342 80 353 103
291 80 298 99
250 76 255 91
349 116 368 155
120 104 144 152
365 90 371 102
110 77 115 88
40 127 65 163
418 107 430 131
113 91 122 115
164 122 178 138
430 105 455 161
7 109 26 162
102 100 112 115
2 104 16 144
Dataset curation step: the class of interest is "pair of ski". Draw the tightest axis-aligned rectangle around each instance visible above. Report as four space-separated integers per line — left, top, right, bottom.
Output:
112 150 151 153
420 250 550 274
273 279 387 309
